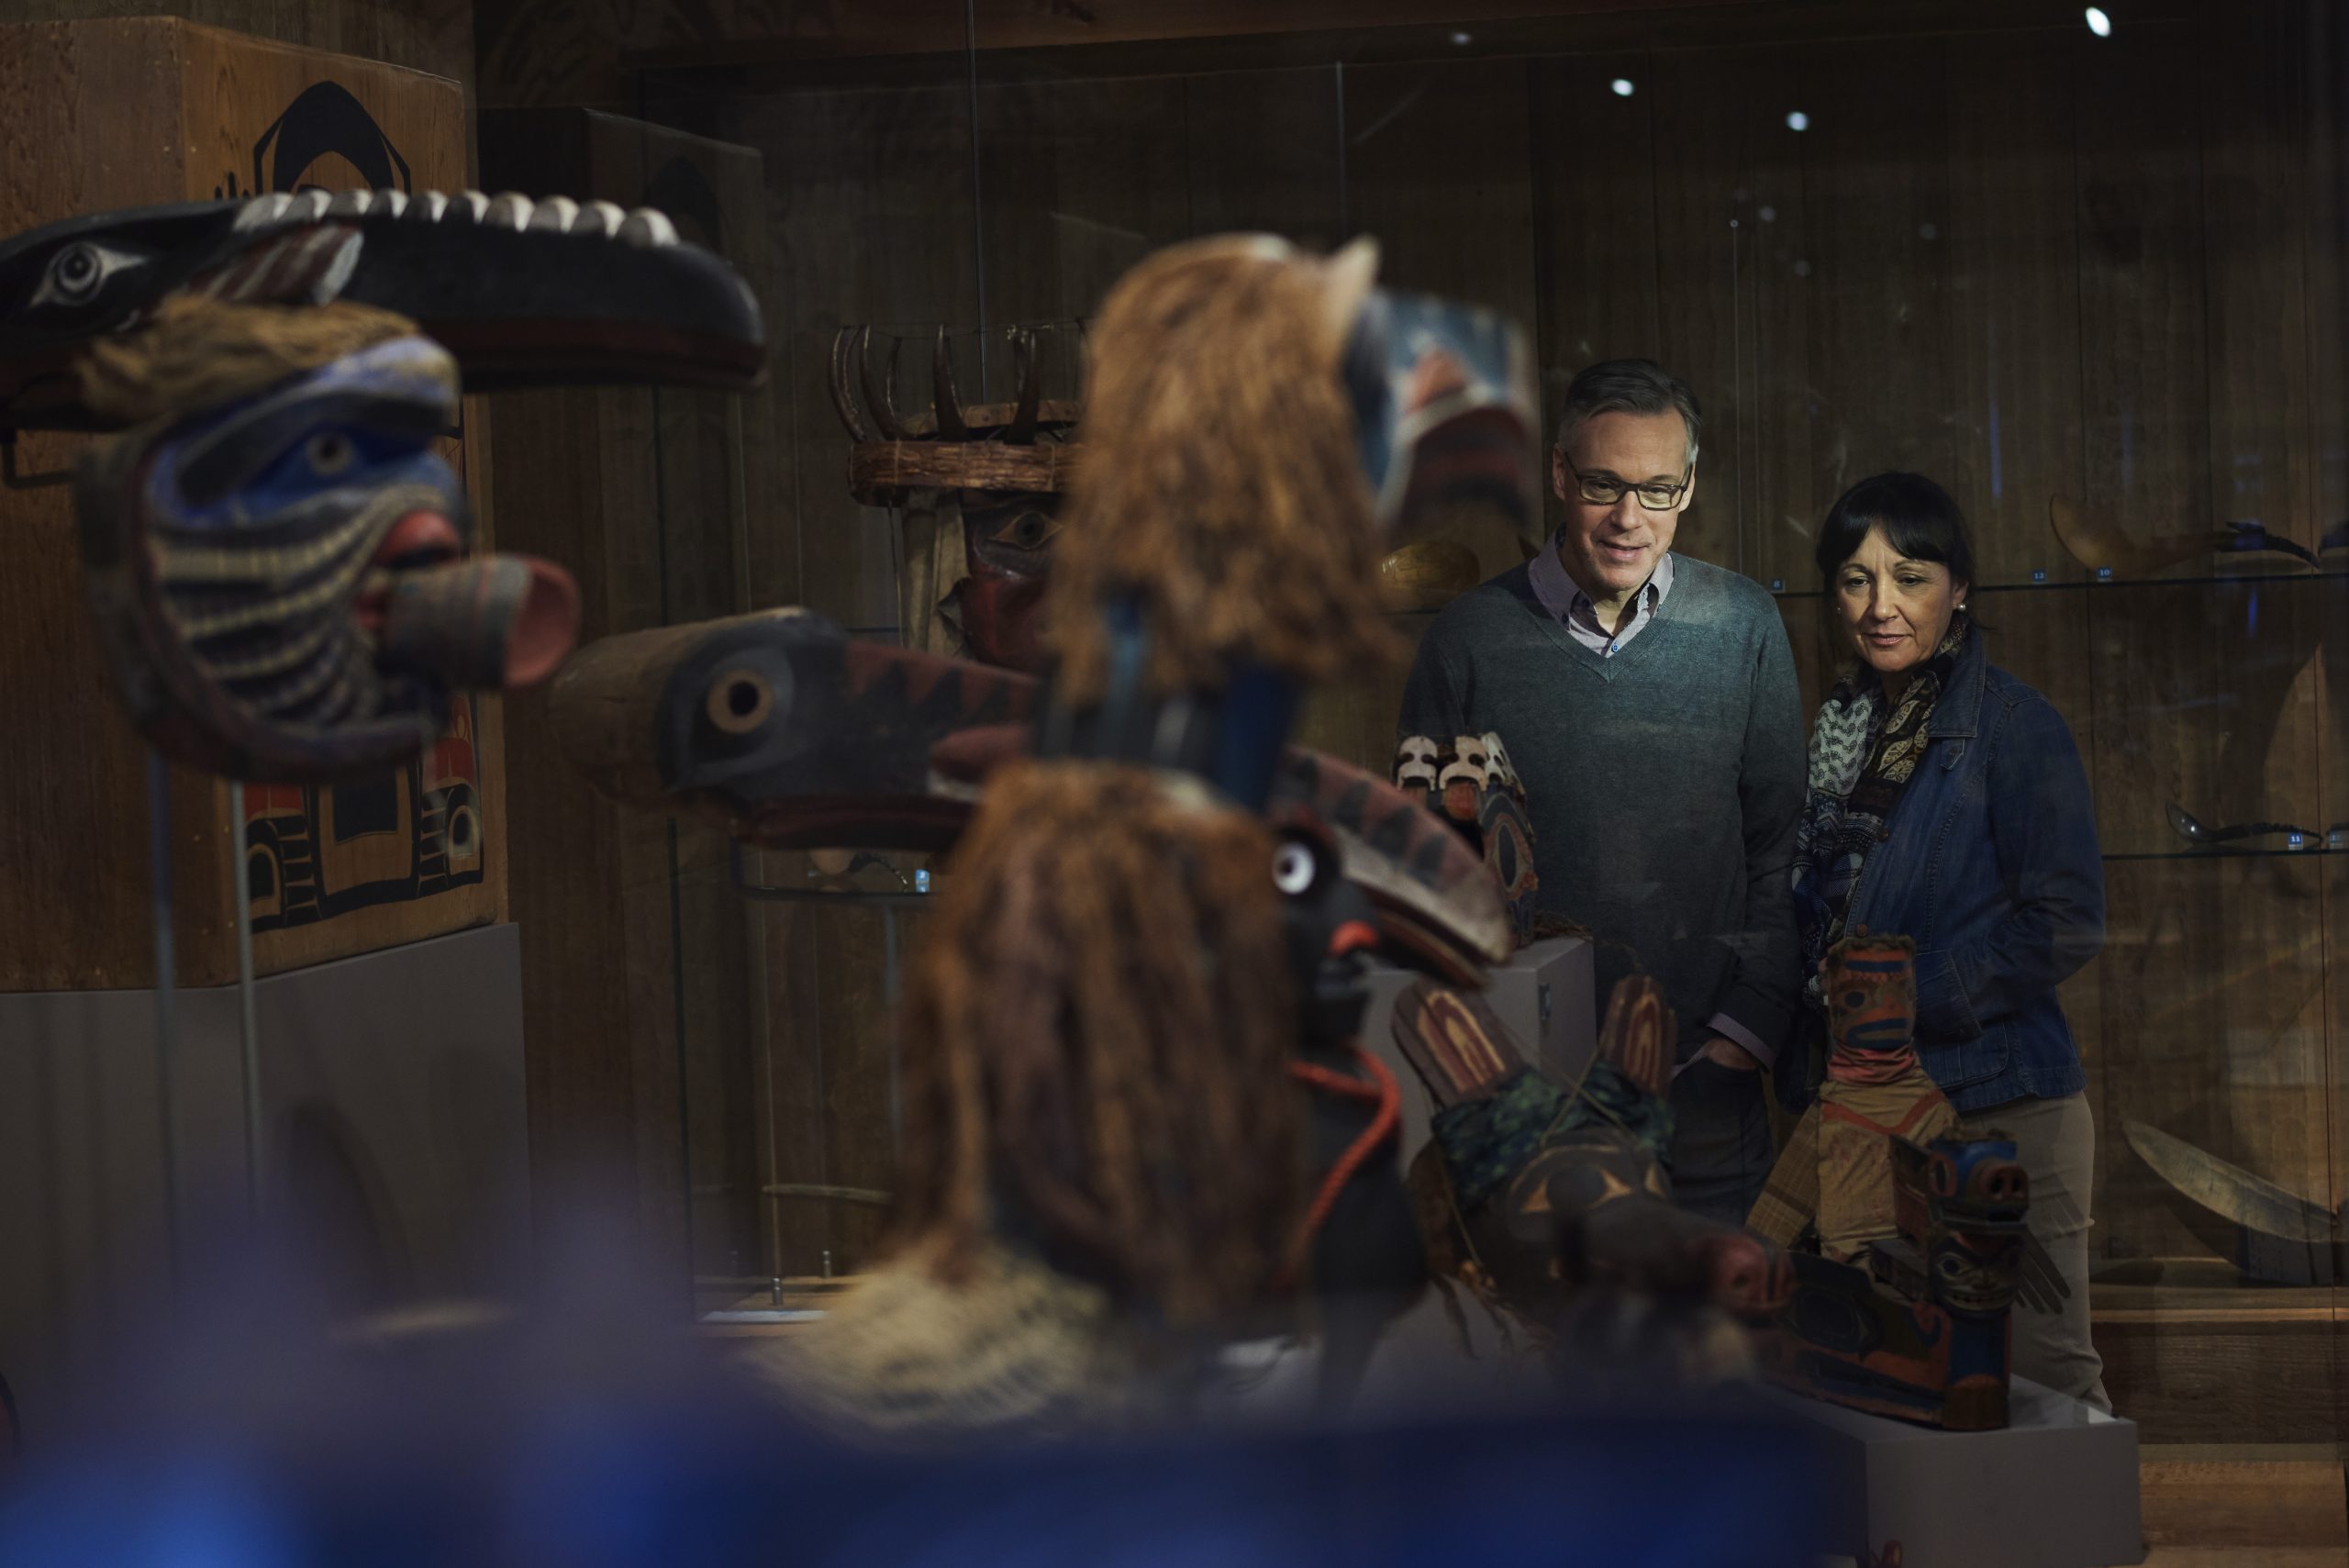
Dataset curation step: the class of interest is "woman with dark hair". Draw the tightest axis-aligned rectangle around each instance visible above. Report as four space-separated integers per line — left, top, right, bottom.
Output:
1789 472 2110 1410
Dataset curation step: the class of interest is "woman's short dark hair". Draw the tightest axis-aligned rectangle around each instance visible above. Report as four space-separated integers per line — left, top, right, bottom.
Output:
1814 472 1976 589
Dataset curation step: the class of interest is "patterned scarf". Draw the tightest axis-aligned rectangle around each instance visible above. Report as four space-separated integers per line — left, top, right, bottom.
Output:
1791 617 1970 1010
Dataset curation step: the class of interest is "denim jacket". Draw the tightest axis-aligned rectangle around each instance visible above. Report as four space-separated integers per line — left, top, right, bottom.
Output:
1786 633 2103 1116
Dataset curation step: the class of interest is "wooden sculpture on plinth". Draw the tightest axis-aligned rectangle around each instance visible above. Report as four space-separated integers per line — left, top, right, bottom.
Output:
1750 934 2031 1429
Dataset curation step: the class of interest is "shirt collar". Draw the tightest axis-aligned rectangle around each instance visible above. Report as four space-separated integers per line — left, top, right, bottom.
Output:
1528 535 1675 626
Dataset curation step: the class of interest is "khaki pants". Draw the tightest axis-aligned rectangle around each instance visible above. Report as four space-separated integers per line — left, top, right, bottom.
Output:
1957 1093 2111 1412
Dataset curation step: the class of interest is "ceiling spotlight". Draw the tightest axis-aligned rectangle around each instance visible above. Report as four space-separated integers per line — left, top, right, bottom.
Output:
1451 29 1474 45
1786 110 1810 131
1611 77 1635 96
2085 6 2112 36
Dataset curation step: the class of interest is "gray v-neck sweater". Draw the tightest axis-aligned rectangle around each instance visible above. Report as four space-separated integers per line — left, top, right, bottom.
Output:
1397 554 1807 1059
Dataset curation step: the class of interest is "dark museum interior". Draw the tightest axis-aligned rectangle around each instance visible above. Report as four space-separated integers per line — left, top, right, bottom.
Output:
0 1 2343 1563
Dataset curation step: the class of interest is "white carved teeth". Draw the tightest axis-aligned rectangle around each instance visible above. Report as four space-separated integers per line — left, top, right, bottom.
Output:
573 200 627 238
618 208 677 248
233 192 295 229
484 192 534 230
232 185 681 245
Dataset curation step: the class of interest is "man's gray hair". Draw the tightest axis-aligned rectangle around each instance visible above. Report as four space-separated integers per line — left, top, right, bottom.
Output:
1554 359 1701 464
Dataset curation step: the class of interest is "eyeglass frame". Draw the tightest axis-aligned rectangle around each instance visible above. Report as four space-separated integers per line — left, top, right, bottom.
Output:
1557 451 1697 512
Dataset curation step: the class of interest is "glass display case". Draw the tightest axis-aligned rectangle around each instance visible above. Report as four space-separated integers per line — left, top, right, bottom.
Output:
530 0 2349 1463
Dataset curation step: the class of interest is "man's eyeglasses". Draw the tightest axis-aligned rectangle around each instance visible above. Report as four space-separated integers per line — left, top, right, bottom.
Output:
1564 457 1694 512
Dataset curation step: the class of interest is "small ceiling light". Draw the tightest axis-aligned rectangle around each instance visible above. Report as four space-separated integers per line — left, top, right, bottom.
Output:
1786 110 1810 131
2085 6 2112 36
1450 29 1474 45
1611 77 1635 96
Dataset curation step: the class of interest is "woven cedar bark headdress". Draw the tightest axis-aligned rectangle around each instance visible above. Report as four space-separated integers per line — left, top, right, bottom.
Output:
830 323 1079 673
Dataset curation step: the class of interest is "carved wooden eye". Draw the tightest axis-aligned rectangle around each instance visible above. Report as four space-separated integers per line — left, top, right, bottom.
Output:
306 431 356 475
1272 840 1319 895
35 239 145 306
52 244 100 296
983 508 1059 552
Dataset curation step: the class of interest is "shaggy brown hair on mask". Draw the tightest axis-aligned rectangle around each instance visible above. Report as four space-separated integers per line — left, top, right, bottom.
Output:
885 760 1307 1329
1044 236 1395 703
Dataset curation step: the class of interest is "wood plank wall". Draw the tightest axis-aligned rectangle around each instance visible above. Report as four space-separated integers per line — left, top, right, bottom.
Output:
478 107 786 1285
4 0 476 102
623 1 2349 1294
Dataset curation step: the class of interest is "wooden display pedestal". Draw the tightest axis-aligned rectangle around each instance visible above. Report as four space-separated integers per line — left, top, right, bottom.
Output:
1776 1376 2143 1568
0 17 500 992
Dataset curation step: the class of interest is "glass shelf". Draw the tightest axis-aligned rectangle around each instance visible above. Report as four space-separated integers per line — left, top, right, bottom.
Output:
2104 842 2347 862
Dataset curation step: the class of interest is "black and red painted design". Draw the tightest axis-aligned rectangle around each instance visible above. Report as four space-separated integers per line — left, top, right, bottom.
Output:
1393 730 1539 948
241 695 484 933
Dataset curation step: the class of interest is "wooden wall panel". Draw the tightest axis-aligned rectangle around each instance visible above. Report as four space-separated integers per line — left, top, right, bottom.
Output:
1181 66 1343 248
1527 50 1661 477
974 75 1189 340
1643 44 1772 575
1790 39 1960 557
723 84 979 639
1943 29 2087 584
2074 19 2212 562
481 107 774 1270
695 83 981 1280
4 0 473 84
1341 57 1539 346
2197 0 2323 553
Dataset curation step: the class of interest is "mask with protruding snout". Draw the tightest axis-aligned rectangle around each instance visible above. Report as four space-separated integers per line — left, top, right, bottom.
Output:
78 333 580 782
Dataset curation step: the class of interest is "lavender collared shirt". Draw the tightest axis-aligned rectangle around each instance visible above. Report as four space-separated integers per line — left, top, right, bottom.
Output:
1526 539 1775 1070
1528 533 1676 655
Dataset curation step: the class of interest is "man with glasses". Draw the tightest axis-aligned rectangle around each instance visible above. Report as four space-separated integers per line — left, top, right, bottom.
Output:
1397 359 1804 1225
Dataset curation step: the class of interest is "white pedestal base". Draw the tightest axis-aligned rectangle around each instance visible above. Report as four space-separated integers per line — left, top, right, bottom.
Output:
1771 1375 2144 1567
